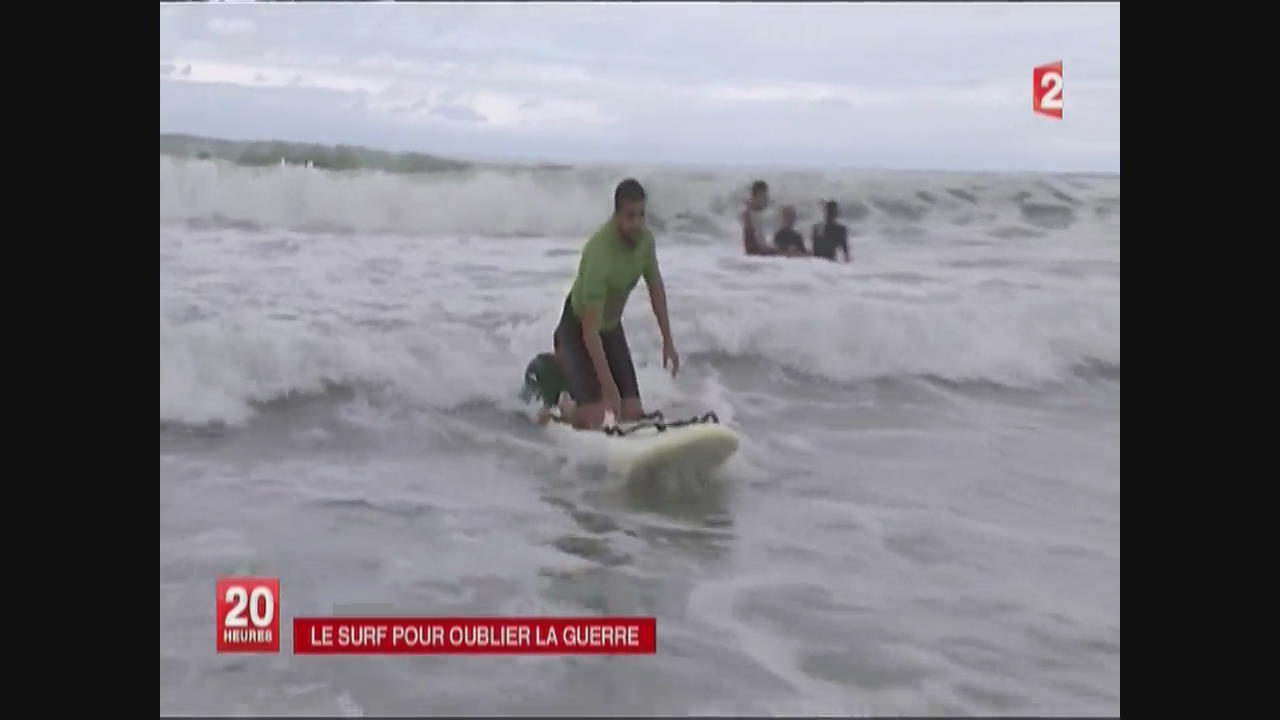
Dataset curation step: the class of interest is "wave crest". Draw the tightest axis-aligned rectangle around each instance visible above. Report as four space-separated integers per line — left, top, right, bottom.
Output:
161 139 1119 240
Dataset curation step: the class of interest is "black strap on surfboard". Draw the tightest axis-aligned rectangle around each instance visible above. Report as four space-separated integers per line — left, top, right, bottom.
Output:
602 411 721 437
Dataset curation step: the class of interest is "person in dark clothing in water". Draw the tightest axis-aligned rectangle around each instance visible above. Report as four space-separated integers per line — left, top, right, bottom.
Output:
521 335 578 426
811 200 851 262
772 206 807 257
741 180 778 256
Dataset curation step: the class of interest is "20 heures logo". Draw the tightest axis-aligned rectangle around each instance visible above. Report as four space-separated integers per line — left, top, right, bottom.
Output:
216 577 280 653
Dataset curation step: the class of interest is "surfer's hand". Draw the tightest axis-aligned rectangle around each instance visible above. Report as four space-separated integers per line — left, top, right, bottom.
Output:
663 340 680 377
602 381 623 418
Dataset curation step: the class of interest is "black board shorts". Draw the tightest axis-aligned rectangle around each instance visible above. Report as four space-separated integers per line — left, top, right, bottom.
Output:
554 295 640 404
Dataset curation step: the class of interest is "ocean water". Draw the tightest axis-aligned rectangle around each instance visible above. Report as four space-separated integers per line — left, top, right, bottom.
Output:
159 151 1120 716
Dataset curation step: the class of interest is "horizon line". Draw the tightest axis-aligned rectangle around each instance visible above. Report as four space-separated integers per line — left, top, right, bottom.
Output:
159 131 1121 178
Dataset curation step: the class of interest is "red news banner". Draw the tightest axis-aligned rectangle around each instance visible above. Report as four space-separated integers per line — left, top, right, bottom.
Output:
294 617 657 655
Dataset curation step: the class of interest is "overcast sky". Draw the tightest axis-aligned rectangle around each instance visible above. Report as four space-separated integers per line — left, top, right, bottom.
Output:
159 2 1120 173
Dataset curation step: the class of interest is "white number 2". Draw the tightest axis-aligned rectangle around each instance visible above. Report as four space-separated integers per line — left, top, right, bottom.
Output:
224 585 274 628
1040 71 1064 110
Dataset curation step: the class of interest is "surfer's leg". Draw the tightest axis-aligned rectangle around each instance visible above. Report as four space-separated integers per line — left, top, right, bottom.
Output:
556 295 607 429
602 323 643 421
619 398 643 422
571 401 605 429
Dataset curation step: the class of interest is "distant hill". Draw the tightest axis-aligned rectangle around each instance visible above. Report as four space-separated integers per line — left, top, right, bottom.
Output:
160 134 473 174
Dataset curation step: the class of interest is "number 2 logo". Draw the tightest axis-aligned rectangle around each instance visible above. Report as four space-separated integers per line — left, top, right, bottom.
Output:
1034 61 1064 119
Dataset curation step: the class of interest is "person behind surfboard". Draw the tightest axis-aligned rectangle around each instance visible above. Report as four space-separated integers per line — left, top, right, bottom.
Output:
772 205 808 257
520 335 579 426
812 200 851 262
555 178 679 430
741 180 778 256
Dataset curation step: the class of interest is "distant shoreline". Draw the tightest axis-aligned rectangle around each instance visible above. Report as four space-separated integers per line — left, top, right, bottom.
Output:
159 133 1119 179
160 133 476 174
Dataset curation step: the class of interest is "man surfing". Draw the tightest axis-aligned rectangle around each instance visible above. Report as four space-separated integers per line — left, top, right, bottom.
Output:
553 178 679 430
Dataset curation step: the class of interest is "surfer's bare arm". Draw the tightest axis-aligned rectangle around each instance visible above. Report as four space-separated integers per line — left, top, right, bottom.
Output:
647 277 672 342
644 244 679 376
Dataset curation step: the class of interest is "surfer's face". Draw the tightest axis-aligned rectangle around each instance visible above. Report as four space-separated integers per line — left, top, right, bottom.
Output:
615 199 646 242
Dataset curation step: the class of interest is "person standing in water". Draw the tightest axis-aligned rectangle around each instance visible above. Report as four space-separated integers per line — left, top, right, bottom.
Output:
772 206 808 256
812 200 851 262
554 178 679 430
741 180 778 256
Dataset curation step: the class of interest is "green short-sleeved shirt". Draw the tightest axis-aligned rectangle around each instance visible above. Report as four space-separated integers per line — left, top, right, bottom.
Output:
569 221 659 331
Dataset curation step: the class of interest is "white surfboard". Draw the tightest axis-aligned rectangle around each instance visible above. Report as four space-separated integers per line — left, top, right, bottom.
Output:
547 277 737 480
612 421 739 481
547 417 740 482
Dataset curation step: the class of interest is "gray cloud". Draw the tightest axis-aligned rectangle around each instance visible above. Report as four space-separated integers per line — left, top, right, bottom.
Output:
390 100 430 117
159 3 1119 172
431 103 486 124
810 97 851 113
208 18 256 37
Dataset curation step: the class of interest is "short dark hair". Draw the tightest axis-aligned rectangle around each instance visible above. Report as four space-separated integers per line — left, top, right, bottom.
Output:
751 180 768 196
614 178 646 212
825 200 839 216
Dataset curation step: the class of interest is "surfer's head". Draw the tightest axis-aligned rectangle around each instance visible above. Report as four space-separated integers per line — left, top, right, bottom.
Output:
824 200 839 222
750 180 769 211
781 205 797 229
613 178 647 243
